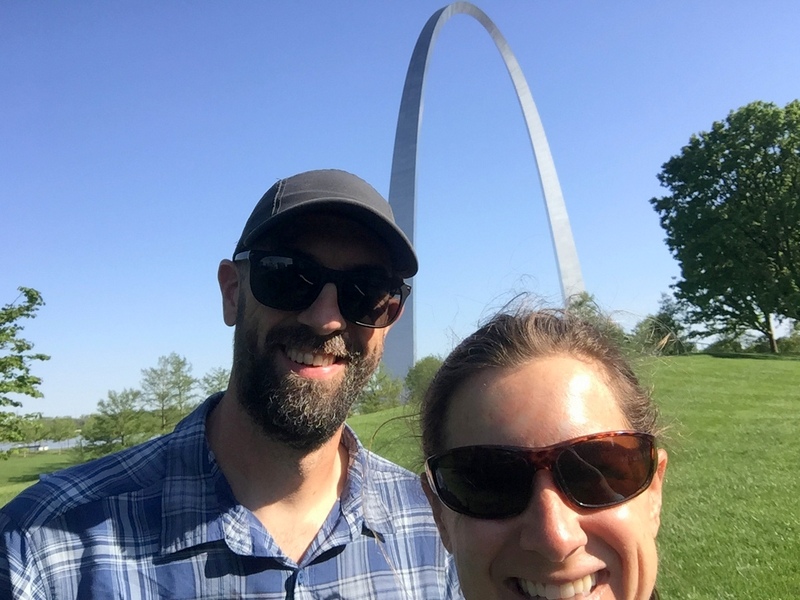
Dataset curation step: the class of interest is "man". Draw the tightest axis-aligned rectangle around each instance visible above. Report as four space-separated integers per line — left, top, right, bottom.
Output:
0 169 462 599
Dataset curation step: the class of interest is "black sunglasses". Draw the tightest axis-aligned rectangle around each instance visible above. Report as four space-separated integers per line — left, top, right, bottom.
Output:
425 431 657 519
234 250 411 328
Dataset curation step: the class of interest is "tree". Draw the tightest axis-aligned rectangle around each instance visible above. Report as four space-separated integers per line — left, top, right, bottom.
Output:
46 417 80 452
651 100 800 352
353 364 403 415
81 388 155 458
200 367 230 397
740 319 800 354
166 354 198 416
140 353 197 432
703 336 744 355
631 293 696 355
18 413 45 446
405 355 443 406
779 320 800 353
0 287 50 443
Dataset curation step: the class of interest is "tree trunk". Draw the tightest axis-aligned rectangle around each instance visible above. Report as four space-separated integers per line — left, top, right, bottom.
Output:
768 313 779 354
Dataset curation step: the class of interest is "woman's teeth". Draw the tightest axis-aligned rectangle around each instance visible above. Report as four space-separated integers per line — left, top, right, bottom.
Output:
519 572 597 599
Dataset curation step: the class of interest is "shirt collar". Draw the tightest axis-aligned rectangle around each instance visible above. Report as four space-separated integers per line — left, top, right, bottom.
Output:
159 396 397 558
338 425 398 540
160 393 230 556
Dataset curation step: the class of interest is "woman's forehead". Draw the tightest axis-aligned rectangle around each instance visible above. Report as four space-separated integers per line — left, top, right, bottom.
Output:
443 356 628 448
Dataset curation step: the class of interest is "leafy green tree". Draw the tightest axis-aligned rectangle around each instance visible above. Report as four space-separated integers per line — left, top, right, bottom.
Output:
140 353 197 432
18 413 45 446
200 367 230 397
742 335 774 353
167 353 197 415
80 388 155 458
46 417 80 451
651 100 800 353
703 336 744 355
405 355 443 406
0 287 50 443
353 364 403 415
740 320 800 354
631 293 696 355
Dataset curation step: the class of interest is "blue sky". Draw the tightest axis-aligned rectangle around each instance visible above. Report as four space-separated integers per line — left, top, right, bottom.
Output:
3 2 799 418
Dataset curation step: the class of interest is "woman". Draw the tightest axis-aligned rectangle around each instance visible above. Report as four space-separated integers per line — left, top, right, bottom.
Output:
421 308 668 600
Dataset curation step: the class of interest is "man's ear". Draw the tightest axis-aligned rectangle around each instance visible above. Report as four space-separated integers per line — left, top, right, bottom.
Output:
648 448 669 537
421 473 453 553
218 260 241 327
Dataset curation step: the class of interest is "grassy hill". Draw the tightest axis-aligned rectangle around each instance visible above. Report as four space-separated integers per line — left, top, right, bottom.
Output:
349 354 800 598
2 354 797 597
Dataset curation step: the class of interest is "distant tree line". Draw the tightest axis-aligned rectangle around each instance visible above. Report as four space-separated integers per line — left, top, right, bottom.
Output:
4 283 798 464
77 355 230 458
350 354 447 417
572 291 800 356
11 414 81 453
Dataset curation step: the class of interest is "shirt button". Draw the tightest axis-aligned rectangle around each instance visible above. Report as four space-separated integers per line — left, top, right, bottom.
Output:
297 570 305 584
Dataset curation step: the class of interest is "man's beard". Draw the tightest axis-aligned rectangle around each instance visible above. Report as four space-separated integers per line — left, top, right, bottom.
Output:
232 316 381 452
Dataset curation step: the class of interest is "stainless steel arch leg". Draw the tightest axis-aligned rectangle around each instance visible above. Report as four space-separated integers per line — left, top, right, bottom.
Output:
384 2 585 378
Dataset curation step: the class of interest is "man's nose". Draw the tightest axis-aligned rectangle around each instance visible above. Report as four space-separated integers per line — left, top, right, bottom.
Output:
296 282 347 335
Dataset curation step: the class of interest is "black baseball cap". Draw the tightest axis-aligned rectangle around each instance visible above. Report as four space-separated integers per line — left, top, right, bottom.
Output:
234 169 417 277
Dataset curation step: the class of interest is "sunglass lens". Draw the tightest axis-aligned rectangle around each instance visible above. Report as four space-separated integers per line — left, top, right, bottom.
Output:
556 436 654 507
245 253 407 328
433 447 532 519
338 277 402 327
250 255 319 311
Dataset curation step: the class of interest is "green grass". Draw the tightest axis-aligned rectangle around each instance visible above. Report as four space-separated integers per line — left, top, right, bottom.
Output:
2 355 797 597
0 451 78 506
647 355 800 598
348 404 426 472
351 354 800 599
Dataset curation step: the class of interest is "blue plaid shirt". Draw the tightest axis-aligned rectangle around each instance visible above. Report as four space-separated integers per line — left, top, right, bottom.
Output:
0 394 461 599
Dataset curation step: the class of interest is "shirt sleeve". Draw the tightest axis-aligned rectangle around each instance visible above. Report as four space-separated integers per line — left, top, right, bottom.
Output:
0 512 46 600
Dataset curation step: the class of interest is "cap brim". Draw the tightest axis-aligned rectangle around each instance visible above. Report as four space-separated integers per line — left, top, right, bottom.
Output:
242 199 418 278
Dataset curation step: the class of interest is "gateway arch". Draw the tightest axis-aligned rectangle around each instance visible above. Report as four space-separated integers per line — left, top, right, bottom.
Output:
384 2 585 378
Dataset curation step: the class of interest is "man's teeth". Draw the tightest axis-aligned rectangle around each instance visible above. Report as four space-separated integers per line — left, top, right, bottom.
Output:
286 348 335 367
519 573 596 599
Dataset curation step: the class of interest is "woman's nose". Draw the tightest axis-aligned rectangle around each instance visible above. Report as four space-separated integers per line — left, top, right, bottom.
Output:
517 470 588 563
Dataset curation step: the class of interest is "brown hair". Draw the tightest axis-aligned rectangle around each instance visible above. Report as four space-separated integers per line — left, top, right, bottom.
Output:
420 307 659 458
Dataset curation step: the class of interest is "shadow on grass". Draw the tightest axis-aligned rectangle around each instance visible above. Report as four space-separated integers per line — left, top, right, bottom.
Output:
2 455 81 484
7 473 42 484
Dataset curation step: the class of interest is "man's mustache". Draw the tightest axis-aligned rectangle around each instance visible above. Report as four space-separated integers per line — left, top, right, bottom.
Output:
260 325 361 360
